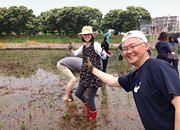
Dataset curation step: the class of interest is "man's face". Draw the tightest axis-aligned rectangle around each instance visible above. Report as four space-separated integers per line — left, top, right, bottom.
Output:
123 38 149 69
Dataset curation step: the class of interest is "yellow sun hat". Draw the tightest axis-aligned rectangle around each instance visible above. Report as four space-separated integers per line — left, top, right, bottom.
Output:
78 26 97 38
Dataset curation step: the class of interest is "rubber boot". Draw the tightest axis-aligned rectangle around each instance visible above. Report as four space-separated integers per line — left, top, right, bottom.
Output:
89 110 97 120
84 103 90 113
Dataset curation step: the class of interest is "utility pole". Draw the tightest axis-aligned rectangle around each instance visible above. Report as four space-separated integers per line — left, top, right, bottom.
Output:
166 14 170 33
150 19 153 42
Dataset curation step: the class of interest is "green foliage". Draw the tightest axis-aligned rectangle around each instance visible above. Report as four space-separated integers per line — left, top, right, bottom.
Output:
0 5 152 37
102 6 152 35
6 6 35 37
56 6 102 36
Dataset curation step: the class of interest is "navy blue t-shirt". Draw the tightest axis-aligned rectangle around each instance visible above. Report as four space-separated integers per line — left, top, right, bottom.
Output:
118 58 180 130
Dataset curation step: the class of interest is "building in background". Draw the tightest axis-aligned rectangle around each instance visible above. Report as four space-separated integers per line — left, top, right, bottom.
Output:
141 16 180 35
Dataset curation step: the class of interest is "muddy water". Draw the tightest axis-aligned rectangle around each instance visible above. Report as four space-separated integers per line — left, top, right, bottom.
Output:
0 67 144 130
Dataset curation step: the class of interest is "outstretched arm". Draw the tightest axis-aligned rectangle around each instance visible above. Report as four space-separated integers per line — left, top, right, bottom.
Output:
93 67 121 87
82 57 121 87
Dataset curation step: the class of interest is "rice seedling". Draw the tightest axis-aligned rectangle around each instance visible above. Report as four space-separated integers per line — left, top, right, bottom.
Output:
127 92 131 105
64 113 70 119
4 100 8 106
49 113 52 119
21 120 25 130
86 126 91 130
29 111 32 121
112 93 121 104
41 125 45 130
0 121 3 127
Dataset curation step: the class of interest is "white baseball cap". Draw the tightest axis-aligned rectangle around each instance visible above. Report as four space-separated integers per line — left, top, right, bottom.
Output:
122 30 152 56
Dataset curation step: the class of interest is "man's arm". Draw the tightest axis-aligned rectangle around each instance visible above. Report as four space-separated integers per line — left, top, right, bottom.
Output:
92 68 121 87
82 57 121 87
171 95 180 130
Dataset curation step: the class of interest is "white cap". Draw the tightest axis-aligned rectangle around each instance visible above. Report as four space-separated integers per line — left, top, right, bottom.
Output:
122 30 151 56
122 30 147 43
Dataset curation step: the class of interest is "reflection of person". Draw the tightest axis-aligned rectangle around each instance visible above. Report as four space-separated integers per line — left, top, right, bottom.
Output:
82 30 180 129
57 57 82 102
167 34 180 74
101 37 111 72
68 26 107 120
155 32 174 61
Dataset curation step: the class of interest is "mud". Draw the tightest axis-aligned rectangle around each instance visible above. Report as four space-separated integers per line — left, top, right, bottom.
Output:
0 67 144 130
0 49 145 130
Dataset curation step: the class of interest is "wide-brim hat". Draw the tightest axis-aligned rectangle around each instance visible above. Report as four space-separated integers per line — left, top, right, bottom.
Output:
78 26 97 38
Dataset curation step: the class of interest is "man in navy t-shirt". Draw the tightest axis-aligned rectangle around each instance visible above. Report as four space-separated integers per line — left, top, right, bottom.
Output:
82 30 180 130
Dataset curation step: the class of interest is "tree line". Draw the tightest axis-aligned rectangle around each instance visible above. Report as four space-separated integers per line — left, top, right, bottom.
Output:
0 5 152 37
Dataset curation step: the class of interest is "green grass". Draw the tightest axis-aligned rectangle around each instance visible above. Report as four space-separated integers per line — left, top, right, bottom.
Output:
0 32 152 45
0 33 124 44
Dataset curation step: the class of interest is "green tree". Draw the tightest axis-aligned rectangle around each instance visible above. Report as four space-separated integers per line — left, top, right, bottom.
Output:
101 9 123 35
56 6 102 36
122 6 151 32
0 7 8 36
38 11 49 35
25 16 40 35
46 8 60 35
102 6 151 35
7 6 34 37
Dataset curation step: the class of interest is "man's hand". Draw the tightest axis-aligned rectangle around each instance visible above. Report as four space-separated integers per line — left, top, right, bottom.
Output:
67 42 73 50
82 57 94 73
100 47 104 57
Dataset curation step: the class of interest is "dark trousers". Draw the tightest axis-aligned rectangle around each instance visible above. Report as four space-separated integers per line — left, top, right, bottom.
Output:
156 55 169 61
75 85 98 112
102 58 108 73
167 58 179 74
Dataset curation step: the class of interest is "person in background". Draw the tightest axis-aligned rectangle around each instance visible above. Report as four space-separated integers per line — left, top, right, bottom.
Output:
82 30 180 130
118 43 123 61
68 26 107 120
104 30 111 44
101 37 111 72
57 57 82 102
167 34 180 74
155 32 175 61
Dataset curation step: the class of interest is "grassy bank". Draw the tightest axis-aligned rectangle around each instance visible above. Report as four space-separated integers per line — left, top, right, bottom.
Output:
0 33 150 44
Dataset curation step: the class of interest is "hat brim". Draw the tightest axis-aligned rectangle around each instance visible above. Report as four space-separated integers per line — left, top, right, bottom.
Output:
78 32 97 38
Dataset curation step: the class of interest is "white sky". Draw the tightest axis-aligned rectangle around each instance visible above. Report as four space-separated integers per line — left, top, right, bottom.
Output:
1 0 180 18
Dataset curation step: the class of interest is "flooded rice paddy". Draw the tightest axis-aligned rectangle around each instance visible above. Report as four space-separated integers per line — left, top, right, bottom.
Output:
0 49 153 130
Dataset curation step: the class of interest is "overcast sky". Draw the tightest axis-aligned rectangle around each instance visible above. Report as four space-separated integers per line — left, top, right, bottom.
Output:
1 0 180 18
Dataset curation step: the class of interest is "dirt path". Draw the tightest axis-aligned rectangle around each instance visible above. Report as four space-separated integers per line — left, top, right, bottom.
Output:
1 43 120 49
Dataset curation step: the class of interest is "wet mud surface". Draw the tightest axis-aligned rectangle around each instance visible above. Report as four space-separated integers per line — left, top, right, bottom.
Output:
0 49 145 130
0 68 144 130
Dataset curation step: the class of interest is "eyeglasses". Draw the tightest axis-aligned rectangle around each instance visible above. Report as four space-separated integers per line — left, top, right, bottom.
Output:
122 42 145 52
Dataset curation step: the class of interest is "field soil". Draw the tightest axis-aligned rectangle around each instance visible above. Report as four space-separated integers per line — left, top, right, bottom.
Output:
1 43 119 49
1 42 156 50
0 46 147 130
